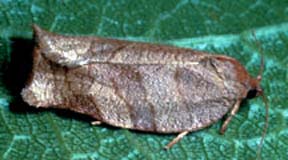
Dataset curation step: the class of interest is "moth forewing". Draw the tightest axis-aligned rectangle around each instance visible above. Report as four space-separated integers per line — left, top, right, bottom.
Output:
22 25 265 151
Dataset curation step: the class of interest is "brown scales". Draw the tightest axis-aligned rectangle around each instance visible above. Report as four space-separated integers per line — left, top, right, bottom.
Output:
21 25 268 154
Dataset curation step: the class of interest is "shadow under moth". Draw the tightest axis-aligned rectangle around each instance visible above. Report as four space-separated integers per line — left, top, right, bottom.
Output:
21 25 268 155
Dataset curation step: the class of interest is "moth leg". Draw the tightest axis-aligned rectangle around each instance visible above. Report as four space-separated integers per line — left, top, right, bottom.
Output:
91 121 102 125
220 100 241 134
164 131 189 149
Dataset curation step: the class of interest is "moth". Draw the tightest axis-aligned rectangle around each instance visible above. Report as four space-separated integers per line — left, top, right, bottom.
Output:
21 25 268 150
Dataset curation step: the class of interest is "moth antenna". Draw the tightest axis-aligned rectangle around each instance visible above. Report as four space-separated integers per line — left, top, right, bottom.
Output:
256 93 269 159
252 31 264 81
252 31 268 159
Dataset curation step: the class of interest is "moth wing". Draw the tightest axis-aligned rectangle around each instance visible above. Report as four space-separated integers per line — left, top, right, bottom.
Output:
71 57 243 133
28 25 245 133
113 63 240 133
33 25 129 68
33 25 92 67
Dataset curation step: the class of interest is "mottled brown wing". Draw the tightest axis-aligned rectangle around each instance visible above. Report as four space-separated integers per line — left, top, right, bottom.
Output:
22 27 244 133
80 63 239 133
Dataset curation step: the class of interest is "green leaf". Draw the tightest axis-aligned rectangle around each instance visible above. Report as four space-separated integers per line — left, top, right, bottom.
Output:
0 0 287 160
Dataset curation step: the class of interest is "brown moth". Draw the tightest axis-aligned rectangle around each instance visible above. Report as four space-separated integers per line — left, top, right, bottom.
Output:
21 25 268 150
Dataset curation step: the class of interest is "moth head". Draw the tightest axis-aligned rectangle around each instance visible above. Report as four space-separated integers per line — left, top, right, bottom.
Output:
246 75 263 99
246 34 265 100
